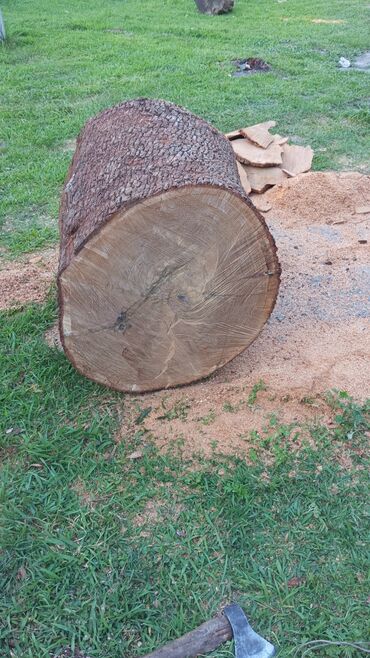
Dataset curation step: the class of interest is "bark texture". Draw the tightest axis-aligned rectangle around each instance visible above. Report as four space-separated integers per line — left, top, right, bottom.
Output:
59 99 246 274
194 0 234 14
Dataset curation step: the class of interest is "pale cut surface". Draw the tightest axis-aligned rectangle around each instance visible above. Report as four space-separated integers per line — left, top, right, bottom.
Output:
240 121 276 149
232 138 283 167
243 166 287 193
236 162 252 194
60 187 279 393
281 143 314 176
273 134 289 146
224 129 242 140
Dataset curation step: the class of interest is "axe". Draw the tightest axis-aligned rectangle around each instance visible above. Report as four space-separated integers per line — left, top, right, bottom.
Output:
141 604 275 658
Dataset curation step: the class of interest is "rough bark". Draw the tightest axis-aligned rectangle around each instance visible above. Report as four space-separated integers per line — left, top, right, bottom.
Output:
194 0 234 14
58 98 280 393
58 99 245 275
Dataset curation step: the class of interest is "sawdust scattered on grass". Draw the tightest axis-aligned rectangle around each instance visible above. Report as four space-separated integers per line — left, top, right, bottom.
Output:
0 248 58 310
118 171 370 458
1 172 369 460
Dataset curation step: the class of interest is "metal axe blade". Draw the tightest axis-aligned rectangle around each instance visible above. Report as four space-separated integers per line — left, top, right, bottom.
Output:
223 604 276 658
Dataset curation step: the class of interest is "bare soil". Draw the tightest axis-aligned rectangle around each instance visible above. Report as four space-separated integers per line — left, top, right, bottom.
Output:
1 172 369 458
120 171 370 457
0 247 58 310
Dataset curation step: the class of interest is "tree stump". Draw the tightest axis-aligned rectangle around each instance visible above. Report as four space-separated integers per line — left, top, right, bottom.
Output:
58 99 280 393
194 0 234 14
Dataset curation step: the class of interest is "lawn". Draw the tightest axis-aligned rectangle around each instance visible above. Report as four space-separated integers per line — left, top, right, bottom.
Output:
1 0 370 255
1 300 369 657
0 0 369 657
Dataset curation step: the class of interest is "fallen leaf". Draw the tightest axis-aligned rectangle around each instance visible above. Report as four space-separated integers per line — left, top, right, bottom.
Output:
287 576 305 588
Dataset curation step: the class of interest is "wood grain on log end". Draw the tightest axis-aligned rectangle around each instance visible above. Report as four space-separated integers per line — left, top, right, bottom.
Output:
58 99 280 393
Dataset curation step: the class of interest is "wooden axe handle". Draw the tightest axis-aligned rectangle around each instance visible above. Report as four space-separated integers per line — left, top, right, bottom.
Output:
140 614 232 658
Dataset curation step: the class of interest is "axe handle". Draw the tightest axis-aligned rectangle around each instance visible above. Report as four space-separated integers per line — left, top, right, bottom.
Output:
140 614 232 658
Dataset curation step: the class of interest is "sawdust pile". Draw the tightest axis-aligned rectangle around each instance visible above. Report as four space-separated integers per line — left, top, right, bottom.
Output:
119 171 370 458
0 172 369 459
0 248 58 310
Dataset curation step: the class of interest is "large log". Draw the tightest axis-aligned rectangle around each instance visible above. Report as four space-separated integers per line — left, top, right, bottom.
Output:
58 99 280 393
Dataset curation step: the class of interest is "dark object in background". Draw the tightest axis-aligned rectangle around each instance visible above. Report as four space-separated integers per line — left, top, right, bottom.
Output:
194 0 234 15
232 58 271 77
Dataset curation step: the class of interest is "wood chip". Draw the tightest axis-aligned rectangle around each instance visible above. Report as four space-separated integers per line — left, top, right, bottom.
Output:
249 193 272 212
355 205 370 214
232 138 283 167
240 121 276 149
127 451 143 460
243 166 287 193
281 143 313 176
273 134 289 145
236 162 252 195
225 129 242 140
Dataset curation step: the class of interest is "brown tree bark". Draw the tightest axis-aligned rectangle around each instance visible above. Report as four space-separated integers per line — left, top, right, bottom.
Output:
194 0 234 14
58 98 280 393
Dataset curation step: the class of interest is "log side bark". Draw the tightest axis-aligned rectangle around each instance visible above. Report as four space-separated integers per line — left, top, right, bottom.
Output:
58 99 257 275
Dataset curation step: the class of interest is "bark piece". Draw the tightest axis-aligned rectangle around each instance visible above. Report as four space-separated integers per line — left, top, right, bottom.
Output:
240 121 276 149
237 162 252 195
232 138 283 167
273 134 289 145
225 129 242 140
249 193 272 212
141 614 232 658
281 143 313 176
194 0 234 14
58 99 280 393
243 166 287 193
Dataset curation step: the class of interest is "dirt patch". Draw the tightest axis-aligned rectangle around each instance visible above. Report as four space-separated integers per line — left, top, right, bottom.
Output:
118 171 370 458
44 321 63 349
71 479 96 510
232 58 270 77
353 51 370 71
59 138 77 152
0 247 58 310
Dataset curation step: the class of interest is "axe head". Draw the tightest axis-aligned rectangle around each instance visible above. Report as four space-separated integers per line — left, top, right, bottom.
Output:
223 604 276 658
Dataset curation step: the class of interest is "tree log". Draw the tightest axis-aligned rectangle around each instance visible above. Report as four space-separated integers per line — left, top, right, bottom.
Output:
58 99 280 393
194 0 234 14
140 614 232 658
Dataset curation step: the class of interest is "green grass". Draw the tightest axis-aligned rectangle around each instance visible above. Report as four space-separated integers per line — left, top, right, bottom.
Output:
1 0 370 254
0 301 369 658
1 2 369 656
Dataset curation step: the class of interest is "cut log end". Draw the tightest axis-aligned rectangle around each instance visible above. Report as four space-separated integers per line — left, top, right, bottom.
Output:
59 186 279 393
58 99 280 393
